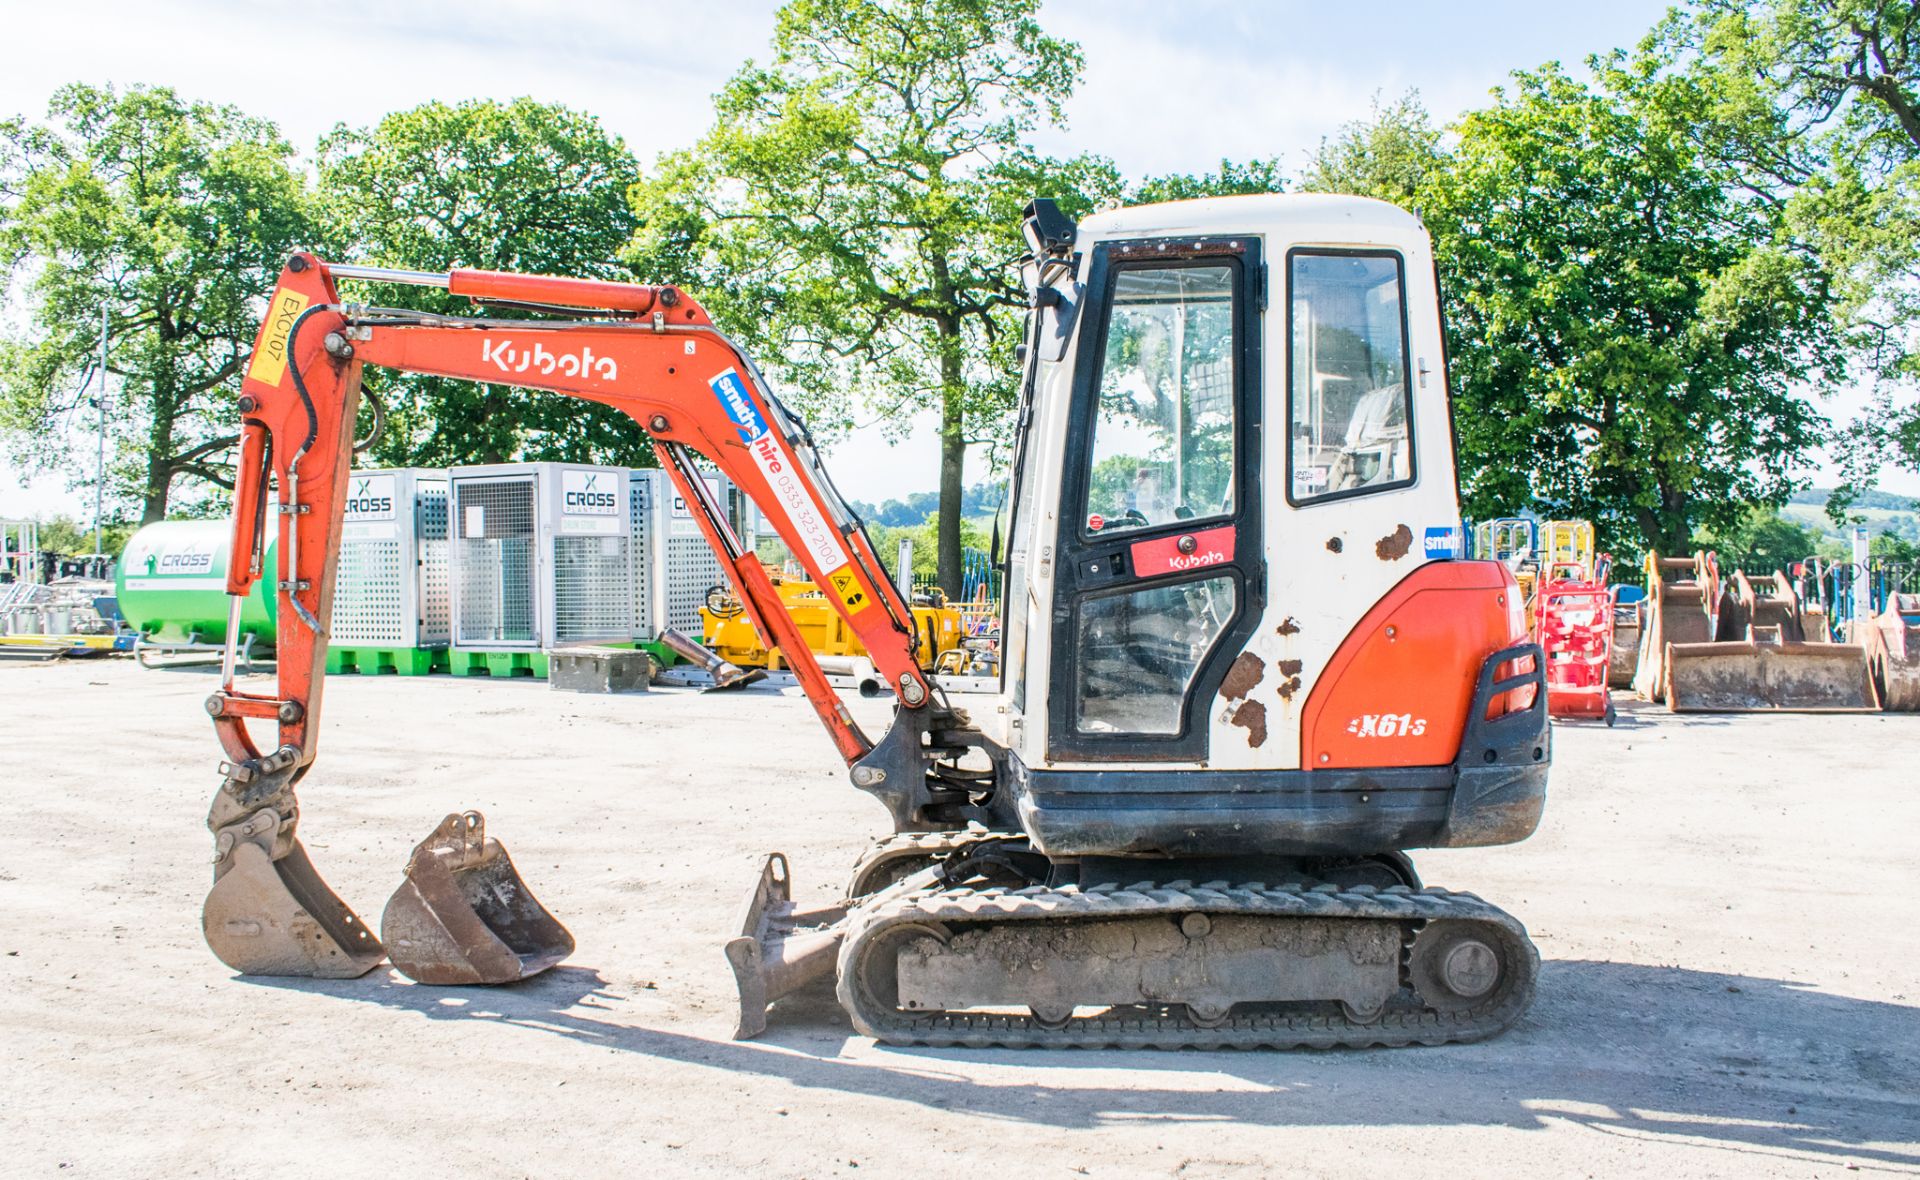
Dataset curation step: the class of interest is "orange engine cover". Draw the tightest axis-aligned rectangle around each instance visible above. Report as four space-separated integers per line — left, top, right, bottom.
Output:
1301 561 1524 769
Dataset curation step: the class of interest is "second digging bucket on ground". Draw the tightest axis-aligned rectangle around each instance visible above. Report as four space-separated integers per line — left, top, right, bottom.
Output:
381 811 575 985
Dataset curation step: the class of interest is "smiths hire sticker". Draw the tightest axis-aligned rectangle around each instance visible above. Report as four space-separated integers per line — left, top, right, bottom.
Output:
1423 524 1465 560
708 368 847 573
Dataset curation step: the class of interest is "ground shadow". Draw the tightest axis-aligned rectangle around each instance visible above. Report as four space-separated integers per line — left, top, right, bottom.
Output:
249 957 1920 1170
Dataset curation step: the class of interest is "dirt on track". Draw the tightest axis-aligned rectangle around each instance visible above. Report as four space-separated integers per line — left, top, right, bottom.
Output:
1 658 1917 1179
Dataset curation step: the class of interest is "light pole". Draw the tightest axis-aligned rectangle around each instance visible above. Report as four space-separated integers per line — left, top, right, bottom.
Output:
92 305 108 557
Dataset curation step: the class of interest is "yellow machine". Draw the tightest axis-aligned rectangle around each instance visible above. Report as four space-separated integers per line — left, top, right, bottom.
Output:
1539 520 1595 581
1473 518 1595 608
701 573 966 673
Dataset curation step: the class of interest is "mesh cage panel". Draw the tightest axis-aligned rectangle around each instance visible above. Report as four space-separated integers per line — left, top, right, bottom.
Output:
555 534 635 642
454 478 537 645
419 483 451 645
332 537 404 643
666 532 724 635
630 477 654 637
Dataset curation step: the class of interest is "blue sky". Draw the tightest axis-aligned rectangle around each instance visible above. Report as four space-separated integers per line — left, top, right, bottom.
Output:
5 0 1900 519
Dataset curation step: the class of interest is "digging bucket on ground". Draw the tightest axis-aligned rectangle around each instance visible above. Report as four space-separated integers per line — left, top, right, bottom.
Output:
381 811 574 985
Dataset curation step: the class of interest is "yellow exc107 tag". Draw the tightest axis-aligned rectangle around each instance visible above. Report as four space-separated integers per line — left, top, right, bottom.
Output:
246 288 310 386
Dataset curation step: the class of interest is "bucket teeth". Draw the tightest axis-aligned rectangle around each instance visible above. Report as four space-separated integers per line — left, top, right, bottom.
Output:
381 811 575 986
203 834 385 978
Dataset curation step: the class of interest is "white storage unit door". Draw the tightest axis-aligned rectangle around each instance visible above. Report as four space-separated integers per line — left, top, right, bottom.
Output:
331 469 450 648
452 473 539 647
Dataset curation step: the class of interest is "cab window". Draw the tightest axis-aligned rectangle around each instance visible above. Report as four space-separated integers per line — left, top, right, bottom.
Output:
1288 252 1414 503
1082 264 1237 535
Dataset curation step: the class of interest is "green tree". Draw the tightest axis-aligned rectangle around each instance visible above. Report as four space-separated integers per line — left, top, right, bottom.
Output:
0 84 310 522
1422 63 1840 554
627 0 1117 595
1298 91 1442 204
32 513 137 559
316 99 647 467
1679 2 1920 479
1698 507 1822 572
1130 158 1284 204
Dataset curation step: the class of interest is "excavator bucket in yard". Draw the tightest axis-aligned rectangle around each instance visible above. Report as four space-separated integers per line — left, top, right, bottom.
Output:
1633 552 1717 703
381 811 574 985
1862 594 1920 712
1666 572 1879 713
204 822 386 979
1665 637 1879 712
1608 595 1642 689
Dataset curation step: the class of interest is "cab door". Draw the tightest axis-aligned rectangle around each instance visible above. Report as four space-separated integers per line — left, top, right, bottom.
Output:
1047 237 1265 762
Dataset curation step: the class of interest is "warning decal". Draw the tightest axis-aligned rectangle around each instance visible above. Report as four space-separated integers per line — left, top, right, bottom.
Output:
826 565 869 613
247 288 310 387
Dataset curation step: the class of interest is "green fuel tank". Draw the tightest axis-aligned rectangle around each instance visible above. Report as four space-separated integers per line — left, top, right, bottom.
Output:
116 520 277 644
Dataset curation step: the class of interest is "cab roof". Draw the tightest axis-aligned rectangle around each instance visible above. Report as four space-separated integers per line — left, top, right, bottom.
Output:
1078 193 1424 246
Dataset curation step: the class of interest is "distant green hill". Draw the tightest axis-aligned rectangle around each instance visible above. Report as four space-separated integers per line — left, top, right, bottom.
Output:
1788 487 1918 512
1779 490 1920 547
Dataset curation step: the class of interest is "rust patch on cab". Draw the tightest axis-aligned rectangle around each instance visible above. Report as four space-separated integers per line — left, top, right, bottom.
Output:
1375 524 1414 561
1221 652 1265 701
1274 657 1304 702
1275 617 1301 637
1229 699 1268 747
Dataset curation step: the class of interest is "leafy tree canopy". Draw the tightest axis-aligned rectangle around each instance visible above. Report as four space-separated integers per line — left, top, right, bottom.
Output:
1314 67 1842 556
627 0 1119 593
317 98 647 468
1677 1 1920 483
1297 91 1442 205
1697 506 1823 573
0 83 310 522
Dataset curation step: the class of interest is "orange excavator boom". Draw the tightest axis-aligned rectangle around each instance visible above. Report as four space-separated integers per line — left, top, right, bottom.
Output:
202 254 948 982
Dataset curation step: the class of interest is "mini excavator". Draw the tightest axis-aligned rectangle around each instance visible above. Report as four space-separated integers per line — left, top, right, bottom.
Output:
202 194 1550 1048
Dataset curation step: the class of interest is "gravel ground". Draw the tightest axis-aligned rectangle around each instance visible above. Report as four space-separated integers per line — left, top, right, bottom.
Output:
1 657 1916 1179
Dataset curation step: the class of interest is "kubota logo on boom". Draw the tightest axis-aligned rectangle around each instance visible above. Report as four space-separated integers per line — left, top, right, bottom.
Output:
1346 713 1428 738
482 338 617 381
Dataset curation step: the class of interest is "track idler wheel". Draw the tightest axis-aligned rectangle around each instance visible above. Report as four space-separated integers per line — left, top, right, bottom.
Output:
381 811 574 985
1408 920 1508 1013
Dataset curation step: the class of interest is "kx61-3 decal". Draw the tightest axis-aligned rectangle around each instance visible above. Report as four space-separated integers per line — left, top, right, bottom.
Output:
1345 713 1428 738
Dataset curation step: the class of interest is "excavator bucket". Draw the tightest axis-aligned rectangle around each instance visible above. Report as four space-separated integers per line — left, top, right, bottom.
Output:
1665 638 1879 712
381 811 574 985
1665 571 1879 713
204 828 386 979
1633 553 1716 702
1863 594 1920 712
1608 597 1642 689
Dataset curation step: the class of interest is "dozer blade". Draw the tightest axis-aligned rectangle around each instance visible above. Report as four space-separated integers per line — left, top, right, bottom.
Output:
381 811 574 985
204 831 385 978
724 852 849 1039
1665 640 1879 713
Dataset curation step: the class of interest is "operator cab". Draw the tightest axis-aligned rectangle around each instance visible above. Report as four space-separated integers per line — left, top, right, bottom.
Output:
997 194 1479 780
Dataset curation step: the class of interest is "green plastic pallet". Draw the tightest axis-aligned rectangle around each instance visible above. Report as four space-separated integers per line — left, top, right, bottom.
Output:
449 649 549 678
326 646 449 676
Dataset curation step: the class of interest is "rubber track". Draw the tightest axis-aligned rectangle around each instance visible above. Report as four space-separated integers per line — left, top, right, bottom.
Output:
837 880 1538 1050
844 830 1015 897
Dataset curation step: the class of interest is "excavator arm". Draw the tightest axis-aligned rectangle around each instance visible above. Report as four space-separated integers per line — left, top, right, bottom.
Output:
201 253 970 980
